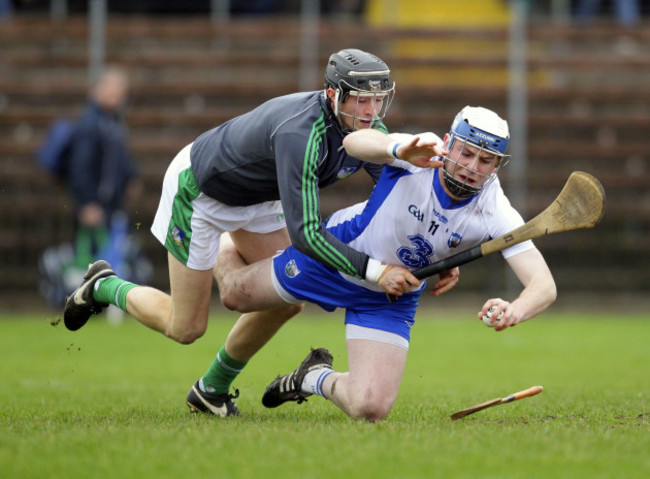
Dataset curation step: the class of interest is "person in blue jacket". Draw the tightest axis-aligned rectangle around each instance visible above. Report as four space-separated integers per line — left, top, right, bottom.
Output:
67 67 139 261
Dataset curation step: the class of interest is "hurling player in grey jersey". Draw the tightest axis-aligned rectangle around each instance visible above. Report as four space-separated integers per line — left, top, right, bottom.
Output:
63 49 460 415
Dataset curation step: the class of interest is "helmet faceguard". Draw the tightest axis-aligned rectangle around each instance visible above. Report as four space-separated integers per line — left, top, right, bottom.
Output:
324 49 395 133
442 106 511 198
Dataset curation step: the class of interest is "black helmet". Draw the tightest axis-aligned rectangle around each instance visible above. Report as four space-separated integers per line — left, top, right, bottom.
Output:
324 49 394 102
324 49 395 132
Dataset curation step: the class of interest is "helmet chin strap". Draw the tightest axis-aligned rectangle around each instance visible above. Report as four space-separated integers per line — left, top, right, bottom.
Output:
332 88 340 119
331 88 355 134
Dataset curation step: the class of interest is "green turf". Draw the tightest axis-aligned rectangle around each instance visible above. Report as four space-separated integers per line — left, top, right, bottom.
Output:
1 308 648 479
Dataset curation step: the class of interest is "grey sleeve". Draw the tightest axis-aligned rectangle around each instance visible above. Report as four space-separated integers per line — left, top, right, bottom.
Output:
274 129 369 279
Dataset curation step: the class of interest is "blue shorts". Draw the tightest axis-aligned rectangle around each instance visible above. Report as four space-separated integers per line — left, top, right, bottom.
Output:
272 247 423 342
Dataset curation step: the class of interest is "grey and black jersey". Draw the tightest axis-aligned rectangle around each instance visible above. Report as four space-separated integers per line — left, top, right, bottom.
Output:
190 90 387 279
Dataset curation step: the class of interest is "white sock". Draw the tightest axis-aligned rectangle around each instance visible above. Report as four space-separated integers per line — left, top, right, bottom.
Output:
302 368 334 397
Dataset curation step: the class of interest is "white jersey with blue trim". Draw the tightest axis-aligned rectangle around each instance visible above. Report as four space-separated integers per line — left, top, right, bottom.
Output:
325 142 533 291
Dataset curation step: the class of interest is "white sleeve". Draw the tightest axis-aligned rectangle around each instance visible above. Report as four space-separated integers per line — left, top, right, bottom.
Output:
415 131 444 145
389 159 418 171
484 181 535 258
388 131 443 145
502 239 535 259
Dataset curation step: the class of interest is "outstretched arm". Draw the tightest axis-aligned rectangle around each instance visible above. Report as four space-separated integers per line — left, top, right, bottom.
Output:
273 125 420 296
343 129 447 168
478 248 557 332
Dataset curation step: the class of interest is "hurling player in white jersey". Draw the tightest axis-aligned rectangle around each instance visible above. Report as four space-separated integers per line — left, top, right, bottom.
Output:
207 106 557 421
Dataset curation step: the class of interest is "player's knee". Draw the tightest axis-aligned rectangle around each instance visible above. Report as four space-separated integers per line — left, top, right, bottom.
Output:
166 323 207 345
220 288 252 312
348 393 393 422
219 288 238 311
279 303 304 320
219 279 256 312
219 284 243 311
351 402 391 422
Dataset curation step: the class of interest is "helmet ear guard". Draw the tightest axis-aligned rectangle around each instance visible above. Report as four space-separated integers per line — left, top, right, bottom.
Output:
442 106 511 198
324 49 395 131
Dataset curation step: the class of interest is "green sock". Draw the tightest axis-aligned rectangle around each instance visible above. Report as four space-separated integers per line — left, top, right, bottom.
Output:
201 345 248 395
93 277 137 313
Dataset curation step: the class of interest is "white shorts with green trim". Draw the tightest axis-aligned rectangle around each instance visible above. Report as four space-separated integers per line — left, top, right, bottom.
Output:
151 143 286 271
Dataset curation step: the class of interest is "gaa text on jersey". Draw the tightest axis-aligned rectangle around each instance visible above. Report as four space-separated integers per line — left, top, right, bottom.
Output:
408 204 424 222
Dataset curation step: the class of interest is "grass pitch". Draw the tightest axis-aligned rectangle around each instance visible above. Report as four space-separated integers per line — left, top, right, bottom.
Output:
1 306 649 479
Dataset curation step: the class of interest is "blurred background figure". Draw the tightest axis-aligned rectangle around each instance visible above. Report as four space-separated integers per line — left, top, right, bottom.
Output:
38 67 151 315
0 0 12 20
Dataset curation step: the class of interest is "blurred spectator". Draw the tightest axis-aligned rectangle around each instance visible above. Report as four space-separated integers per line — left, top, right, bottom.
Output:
0 0 12 20
39 67 151 308
574 0 641 28
68 67 139 259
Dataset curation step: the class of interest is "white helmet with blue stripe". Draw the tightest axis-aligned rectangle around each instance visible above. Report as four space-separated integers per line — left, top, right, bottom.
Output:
443 106 511 198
